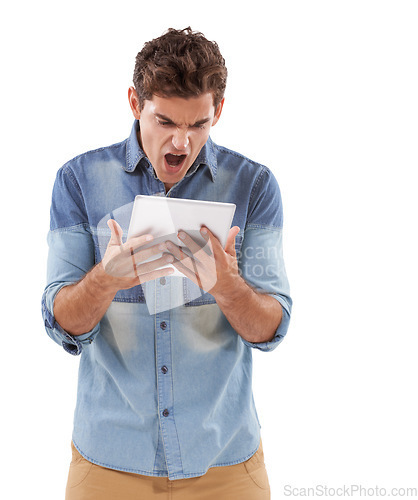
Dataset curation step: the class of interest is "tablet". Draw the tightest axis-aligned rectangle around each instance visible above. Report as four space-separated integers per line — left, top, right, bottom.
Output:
127 195 236 277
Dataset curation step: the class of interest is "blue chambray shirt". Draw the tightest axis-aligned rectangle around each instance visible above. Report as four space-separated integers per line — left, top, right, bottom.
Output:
42 120 292 480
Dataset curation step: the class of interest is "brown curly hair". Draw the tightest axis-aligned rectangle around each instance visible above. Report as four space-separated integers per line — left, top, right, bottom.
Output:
133 27 227 111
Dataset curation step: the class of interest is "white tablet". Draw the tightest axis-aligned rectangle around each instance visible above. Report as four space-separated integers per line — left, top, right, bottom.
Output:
127 195 236 277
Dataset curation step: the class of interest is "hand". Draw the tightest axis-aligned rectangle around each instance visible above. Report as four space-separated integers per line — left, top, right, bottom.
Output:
100 219 174 291
162 225 241 298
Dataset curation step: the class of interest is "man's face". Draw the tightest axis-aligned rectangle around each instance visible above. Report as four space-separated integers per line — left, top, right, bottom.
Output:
129 89 223 191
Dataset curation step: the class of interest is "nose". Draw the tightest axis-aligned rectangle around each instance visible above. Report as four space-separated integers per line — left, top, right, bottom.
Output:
172 127 189 150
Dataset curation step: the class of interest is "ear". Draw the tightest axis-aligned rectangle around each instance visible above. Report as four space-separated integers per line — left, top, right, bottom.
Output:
211 97 225 126
128 86 141 120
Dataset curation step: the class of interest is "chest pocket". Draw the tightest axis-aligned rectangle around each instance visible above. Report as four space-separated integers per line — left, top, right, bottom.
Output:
114 285 146 303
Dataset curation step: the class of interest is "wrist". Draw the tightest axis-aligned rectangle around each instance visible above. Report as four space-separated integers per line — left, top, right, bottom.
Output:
212 274 252 308
89 263 119 298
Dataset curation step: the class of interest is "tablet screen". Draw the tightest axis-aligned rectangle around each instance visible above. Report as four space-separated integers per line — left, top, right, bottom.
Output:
127 195 236 277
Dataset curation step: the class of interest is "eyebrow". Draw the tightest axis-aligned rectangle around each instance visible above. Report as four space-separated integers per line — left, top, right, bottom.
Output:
155 113 211 127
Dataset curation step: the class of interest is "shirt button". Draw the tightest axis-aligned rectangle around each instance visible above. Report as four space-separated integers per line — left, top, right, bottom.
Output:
163 409 169 417
161 365 168 374
160 277 166 285
160 321 167 330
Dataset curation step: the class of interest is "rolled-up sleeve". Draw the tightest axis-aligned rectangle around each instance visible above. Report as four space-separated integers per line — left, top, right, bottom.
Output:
41 165 100 355
238 167 292 352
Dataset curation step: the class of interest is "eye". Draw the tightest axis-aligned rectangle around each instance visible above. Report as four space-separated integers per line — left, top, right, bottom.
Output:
158 121 172 127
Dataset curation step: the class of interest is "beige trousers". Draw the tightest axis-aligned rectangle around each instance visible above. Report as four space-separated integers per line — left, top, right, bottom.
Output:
65 440 270 500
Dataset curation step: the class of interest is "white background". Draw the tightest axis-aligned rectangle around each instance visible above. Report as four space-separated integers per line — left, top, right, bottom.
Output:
1 1 417 498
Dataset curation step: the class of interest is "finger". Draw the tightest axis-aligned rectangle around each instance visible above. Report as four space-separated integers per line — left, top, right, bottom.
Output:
173 252 205 275
107 238 156 273
169 236 216 288
190 257 204 290
225 226 240 255
171 258 200 284
107 251 174 279
177 230 211 263
172 258 216 293
125 233 154 252
135 253 175 277
131 247 138 278
164 242 208 277
107 219 123 247
199 226 222 258
132 241 168 265
163 241 190 262
136 265 175 285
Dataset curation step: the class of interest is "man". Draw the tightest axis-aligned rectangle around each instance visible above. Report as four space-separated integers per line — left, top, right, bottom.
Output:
42 27 292 499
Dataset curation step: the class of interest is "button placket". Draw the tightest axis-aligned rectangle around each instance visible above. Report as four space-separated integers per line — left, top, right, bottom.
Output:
154 277 182 476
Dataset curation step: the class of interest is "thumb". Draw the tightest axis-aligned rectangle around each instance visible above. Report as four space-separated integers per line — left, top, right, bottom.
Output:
225 226 240 255
107 219 123 247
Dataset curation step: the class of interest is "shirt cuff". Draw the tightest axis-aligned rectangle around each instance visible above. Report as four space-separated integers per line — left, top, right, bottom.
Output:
240 294 291 352
41 284 100 355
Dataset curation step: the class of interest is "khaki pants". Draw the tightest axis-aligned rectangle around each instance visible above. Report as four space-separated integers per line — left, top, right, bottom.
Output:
65 440 270 500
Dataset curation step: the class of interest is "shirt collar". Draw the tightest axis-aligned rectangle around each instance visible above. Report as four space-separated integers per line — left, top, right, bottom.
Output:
124 120 217 181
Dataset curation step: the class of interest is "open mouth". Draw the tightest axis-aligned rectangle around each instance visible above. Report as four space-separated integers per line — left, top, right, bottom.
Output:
165 153 187 170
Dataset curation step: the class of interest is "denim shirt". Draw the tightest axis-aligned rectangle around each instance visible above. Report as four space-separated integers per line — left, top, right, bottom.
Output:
41 120 292 480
